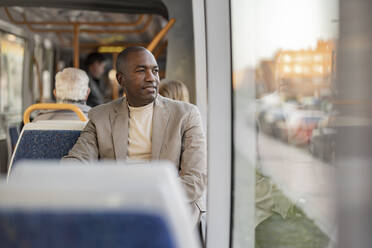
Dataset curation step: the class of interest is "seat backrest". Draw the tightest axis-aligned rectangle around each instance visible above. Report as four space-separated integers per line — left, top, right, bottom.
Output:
0 210 175 248
3 162 199 248
12 129 81 162
8 126 19 150
6 122 20 161
8 121 86 173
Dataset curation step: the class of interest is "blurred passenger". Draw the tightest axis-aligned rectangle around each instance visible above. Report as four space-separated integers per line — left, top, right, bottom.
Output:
63 47 207 227
33 68 91 121
159 79 190 102
84 52 106 107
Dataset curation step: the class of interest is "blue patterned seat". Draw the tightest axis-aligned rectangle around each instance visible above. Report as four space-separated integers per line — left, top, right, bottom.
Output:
0 210 176 248
8 126 19 152
11 130 81 165
8 121 86 172
6 122 20 163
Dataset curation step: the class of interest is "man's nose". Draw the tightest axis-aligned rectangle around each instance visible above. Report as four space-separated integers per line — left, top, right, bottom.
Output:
145 70 157 82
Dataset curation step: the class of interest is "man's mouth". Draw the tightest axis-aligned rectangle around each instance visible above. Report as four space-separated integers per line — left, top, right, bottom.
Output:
143 85 157 93
143 85 156 89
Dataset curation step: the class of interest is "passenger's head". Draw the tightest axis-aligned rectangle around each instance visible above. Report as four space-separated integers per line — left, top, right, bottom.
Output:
116 46 160 107
54 68 90 103
85 52 106 79
159 79 190 103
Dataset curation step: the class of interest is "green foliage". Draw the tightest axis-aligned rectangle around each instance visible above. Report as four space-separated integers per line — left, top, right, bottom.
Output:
255 206 329 248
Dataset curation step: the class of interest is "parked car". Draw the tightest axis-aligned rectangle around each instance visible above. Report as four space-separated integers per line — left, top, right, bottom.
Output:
260 107 286 138
286 110 325 146
309 127 337 162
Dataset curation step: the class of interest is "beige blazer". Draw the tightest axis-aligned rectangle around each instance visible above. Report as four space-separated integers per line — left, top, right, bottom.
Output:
63 95 207 223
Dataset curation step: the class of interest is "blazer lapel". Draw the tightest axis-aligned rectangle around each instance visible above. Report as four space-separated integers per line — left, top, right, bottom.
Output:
152 96 170 159
110 98 129 160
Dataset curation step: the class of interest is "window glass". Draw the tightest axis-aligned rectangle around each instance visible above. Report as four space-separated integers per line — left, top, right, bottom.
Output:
32 43 43 103
42 41 54 101
0 32 25 139
31 40 54 103
231 1 339 247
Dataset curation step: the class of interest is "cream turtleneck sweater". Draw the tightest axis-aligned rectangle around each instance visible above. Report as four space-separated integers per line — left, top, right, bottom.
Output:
127 102 154 161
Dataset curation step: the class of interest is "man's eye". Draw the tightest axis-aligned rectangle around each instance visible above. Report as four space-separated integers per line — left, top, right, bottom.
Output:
136 69 145 73
153 69 159 73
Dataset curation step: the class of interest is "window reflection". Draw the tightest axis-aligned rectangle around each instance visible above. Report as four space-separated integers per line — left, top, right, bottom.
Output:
255 40 337 247
231 0 338 247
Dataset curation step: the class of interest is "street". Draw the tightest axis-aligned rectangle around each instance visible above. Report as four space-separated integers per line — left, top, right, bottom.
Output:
234 97 337 244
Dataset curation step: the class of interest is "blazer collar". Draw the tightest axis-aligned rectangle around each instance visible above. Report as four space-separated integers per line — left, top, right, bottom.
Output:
110 98 129 160
152 95 170 159
109 96 170 160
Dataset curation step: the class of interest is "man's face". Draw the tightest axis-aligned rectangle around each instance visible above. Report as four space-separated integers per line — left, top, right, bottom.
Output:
117 50 160 107
90 61 105 79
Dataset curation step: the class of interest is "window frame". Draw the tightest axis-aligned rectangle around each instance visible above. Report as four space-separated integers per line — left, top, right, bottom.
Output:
202 0 233 247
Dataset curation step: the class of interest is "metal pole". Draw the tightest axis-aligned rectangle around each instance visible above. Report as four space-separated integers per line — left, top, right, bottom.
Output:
147 18 175 52
73 24 80 68
112 53 119 99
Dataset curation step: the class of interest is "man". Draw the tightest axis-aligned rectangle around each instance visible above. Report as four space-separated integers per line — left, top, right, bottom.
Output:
63 47 207 226
84 52 106 107
33 68 91 121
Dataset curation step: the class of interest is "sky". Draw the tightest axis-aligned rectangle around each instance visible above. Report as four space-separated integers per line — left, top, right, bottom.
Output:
231 0 339 69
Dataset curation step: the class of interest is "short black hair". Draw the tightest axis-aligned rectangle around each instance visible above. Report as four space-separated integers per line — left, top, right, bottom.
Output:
116 46 148 72
84 52 105 67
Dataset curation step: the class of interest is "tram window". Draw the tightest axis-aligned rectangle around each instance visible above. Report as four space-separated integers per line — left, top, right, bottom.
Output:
230 0 338 247
32 43 43 102
42 41 54 101
0 31 25 139
32 41 54 103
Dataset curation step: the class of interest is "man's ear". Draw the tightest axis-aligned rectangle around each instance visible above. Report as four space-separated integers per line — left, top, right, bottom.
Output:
116 72 124 86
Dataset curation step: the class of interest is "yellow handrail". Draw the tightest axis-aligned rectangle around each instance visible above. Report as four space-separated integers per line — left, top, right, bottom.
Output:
147 18 175 52
23 103 87 124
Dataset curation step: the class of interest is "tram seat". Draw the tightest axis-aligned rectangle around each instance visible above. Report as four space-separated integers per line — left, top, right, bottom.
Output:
0 211 175 248
6 122 20 160
8 121 87 173
2 161 199 248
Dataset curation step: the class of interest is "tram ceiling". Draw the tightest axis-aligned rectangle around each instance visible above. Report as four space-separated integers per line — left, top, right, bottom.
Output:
0 7 168 44
0 0 170 48
0 0 168 19
0 3 174 68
